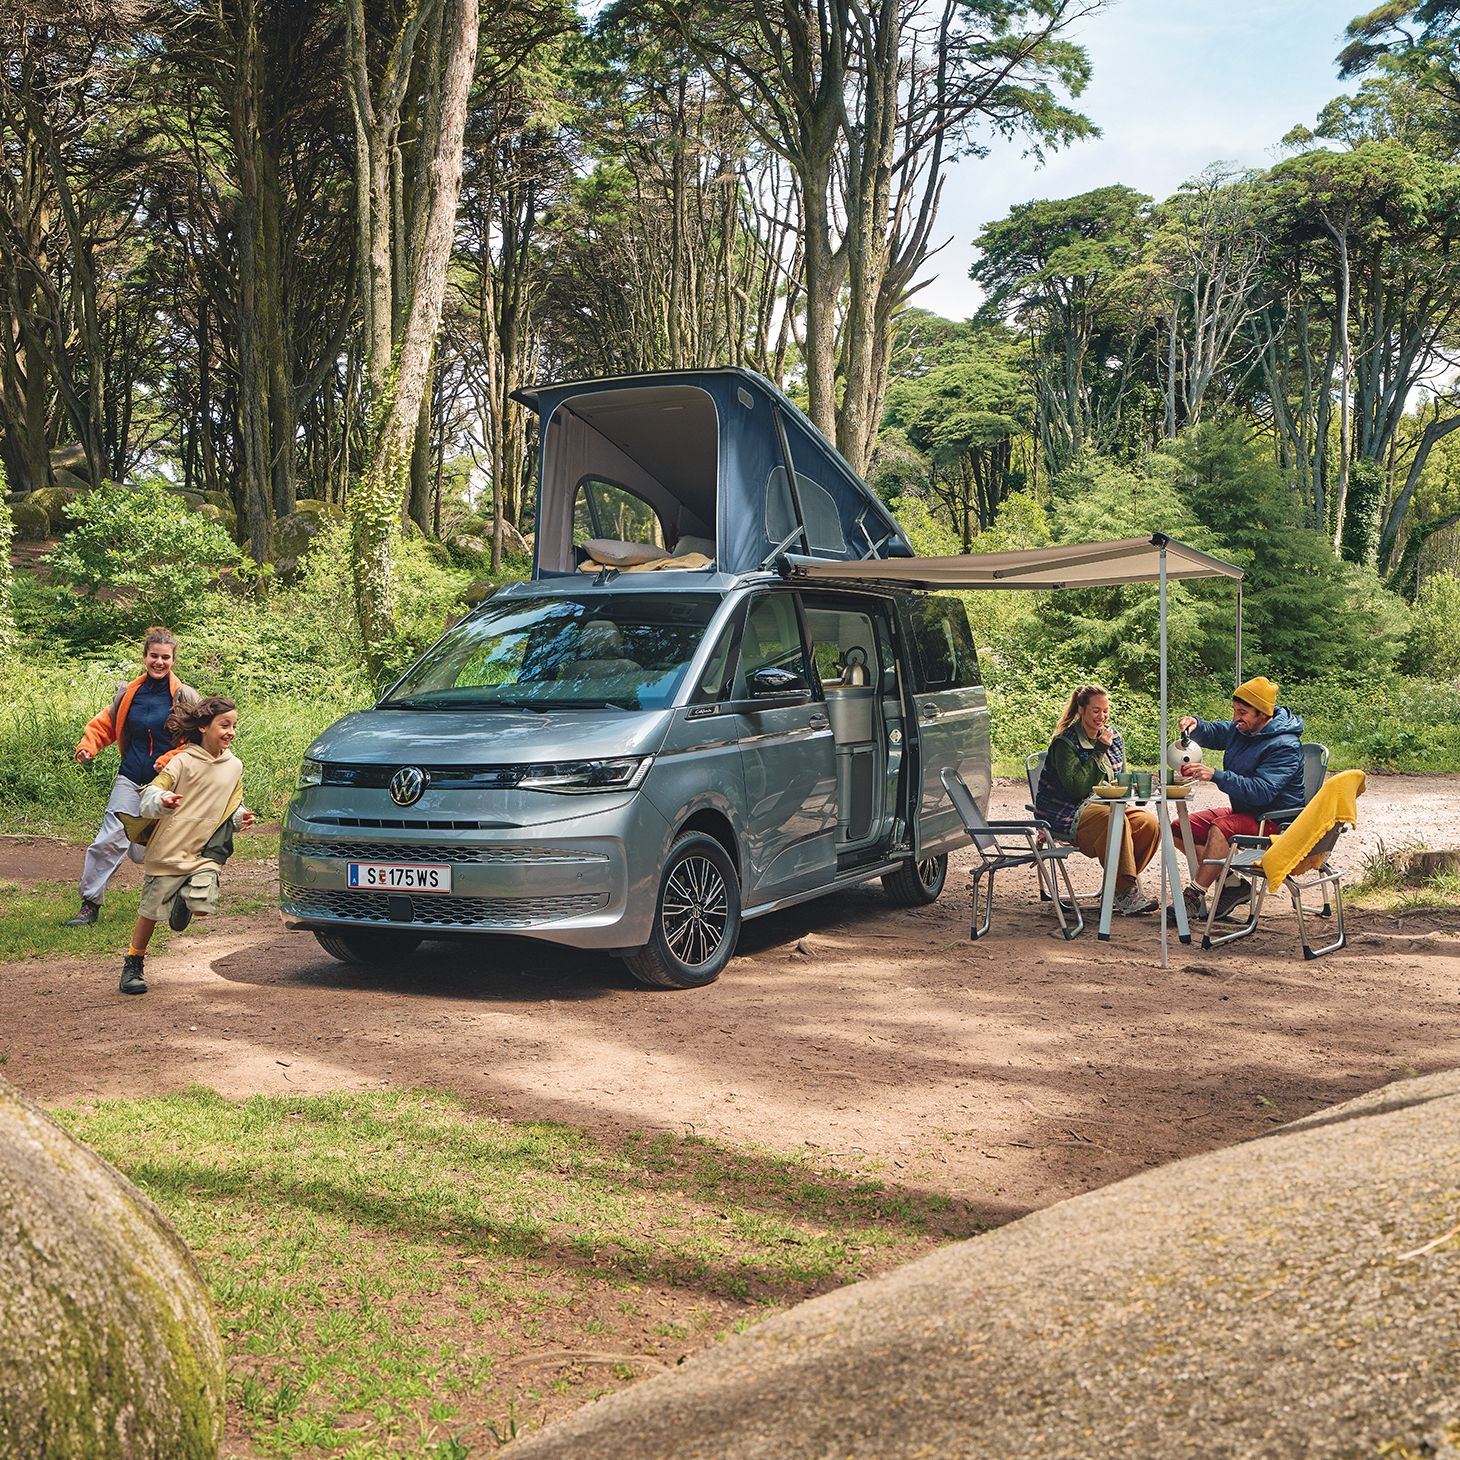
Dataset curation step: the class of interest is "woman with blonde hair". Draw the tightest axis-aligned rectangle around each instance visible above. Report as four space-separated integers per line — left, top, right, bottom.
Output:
1034 684 1158 915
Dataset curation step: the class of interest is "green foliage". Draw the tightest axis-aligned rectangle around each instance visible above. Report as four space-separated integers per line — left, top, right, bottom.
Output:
1164 422 1410 680
46 480 241 639
1403 574 1460 676
1341 458 1386 565
0 460 14 650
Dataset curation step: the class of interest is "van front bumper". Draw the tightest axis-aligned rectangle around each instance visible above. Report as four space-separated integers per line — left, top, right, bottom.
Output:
278 795 668 949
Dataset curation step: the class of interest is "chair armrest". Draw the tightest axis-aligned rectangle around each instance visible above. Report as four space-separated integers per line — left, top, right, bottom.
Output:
986 818 1050 835
1229 834 1273 849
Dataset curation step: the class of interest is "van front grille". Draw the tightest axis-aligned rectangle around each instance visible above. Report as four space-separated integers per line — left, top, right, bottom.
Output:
281 882 607 928
288 838 609 866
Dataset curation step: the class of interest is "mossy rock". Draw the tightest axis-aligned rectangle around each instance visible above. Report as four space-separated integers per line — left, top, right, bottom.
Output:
11 499 51 541
291 497 332 514
27 485 83 533
51 466 92 495
451 533 489 558
199 491 233 513
166 488 207 510
269 503 341 580
0 1077 225 1457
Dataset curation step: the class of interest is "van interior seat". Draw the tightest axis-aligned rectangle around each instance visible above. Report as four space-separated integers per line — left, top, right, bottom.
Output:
569 619 641 679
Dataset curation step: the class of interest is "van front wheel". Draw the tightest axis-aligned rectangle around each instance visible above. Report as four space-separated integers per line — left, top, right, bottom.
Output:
882 854 948 906
313 929 421 966
622 833 741 989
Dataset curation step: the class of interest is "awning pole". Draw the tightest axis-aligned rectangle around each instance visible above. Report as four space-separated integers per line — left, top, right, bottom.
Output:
1235 581 1243 687
1159 542 1169 970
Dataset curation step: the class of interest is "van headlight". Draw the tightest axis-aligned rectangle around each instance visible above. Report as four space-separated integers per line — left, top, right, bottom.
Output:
298 758 324 788
518 756 653 793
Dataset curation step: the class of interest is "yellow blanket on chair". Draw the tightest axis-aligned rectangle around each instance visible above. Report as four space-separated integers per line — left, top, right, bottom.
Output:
1257 768 1366 891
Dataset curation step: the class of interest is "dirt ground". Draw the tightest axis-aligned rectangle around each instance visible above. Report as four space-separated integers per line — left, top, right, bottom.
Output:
4 774 1458 1220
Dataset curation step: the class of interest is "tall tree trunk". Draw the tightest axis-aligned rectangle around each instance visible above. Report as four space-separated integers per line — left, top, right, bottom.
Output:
347 0 478 675
1330 221 1352 550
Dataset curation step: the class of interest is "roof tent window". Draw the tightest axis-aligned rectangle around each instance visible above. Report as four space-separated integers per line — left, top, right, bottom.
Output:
538 385 718 573
573 479 666 549
765 466 847 555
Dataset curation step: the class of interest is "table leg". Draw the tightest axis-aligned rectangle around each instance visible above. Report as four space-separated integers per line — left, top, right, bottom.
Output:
1161 816 1191 945
1098 799 1124 941
1175 800 1200 879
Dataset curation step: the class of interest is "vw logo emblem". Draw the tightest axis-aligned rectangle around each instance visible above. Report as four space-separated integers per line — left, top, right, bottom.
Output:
389 766 429 807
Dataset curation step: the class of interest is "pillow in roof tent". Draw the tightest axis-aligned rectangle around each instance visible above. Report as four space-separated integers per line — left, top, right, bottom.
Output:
672 535 715 559
585 538 666 567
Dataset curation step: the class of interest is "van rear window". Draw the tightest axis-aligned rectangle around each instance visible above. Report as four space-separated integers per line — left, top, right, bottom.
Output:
381 593 721 711
910 597 980 690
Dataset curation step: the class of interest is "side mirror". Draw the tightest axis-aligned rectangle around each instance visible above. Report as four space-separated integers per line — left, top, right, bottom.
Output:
749 665 806 698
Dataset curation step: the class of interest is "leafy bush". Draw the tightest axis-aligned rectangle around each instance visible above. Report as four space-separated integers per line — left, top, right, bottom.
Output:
0 460 13 649
1403 575 1460 678
46 479 241 639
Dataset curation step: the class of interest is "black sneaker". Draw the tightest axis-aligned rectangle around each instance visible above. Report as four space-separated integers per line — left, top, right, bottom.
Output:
1214 879 1253 921
65 900 100 926
169 897 193 932
119 954 147 995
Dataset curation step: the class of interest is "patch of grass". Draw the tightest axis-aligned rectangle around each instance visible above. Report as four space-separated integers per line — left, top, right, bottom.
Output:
1347 840 1460 913
0 879 174 960
55 1088 979 1458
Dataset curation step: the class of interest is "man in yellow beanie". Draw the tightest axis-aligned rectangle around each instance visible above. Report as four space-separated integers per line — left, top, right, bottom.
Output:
1172 676 1305 920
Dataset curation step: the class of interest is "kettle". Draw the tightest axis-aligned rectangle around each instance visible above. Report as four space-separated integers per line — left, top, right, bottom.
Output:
1165 731 1203 775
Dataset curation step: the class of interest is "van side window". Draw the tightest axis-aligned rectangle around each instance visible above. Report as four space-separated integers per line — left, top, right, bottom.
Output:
802 605 878 687
573 478 665 548
694 611 743 703
911 596 980 690
740 595 808 686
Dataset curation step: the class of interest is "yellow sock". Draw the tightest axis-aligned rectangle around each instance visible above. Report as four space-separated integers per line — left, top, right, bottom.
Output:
127 946 146 958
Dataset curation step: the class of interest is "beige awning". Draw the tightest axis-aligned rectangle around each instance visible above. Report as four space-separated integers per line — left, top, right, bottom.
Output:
784 534 1242 590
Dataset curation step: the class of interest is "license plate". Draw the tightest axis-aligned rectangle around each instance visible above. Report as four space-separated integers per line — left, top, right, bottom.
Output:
346 862 452 894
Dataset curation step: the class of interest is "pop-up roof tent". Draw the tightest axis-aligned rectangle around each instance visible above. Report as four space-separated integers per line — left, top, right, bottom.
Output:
788 534 1246 967
513 368 914 577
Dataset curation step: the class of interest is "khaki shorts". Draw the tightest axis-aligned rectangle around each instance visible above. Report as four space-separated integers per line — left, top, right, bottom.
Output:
139 868 221 922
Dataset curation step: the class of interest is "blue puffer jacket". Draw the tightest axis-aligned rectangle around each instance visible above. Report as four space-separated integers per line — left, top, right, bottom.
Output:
1189 706 1305 818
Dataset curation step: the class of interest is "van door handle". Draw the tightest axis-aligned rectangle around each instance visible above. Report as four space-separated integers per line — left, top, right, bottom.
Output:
922 704 941 720
808 712 828 729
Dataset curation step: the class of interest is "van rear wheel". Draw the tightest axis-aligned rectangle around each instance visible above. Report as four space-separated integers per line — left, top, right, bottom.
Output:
313 929 422 966
622 833 741 989
882 854 948 906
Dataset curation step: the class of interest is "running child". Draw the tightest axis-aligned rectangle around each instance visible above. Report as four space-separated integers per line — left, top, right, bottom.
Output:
118 696 255 995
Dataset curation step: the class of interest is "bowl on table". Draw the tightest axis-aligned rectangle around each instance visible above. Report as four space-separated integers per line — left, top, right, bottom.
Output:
1164 781 1190 799
1094 784 1127 799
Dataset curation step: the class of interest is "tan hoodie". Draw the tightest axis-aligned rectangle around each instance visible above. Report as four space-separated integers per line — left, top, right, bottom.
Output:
136 744 245 876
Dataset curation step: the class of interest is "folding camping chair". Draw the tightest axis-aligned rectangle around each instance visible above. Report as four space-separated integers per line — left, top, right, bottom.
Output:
1200 766 1363 961
942 766 1085 941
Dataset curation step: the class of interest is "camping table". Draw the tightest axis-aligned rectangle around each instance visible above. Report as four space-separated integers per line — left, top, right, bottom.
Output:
1094 791 1199 943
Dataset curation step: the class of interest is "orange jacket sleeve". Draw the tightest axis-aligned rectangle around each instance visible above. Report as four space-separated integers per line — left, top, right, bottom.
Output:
76 705 119 759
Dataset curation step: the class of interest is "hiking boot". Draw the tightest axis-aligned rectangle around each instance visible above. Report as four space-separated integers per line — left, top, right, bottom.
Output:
1113 880 1157 916
119 954 147 996
1214 878 1253 921
168 897 193 933
1170 884 1208 922
65 900 101 927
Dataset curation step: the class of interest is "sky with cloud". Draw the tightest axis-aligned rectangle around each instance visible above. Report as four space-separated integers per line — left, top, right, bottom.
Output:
914 0 1367 320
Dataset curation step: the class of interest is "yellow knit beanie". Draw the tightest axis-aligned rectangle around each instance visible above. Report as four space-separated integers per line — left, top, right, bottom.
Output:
1233 676 1278 717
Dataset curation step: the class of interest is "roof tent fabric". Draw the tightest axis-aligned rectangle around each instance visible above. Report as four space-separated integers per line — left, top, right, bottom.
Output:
515 368 913 577
782 534 1243 589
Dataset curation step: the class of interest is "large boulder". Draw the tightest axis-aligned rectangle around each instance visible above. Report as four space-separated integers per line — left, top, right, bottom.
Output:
50 466 92 495
0 1078 224 1457
49 442 90 480
508 1068 1460 1460
269 501 341 579
198 503 238 538
10 498 50 541
27 484 83 533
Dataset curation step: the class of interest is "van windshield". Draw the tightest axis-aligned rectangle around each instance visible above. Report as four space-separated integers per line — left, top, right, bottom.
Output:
382 593 722 711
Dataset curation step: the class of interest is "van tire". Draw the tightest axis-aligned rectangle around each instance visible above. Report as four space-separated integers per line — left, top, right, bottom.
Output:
882 854 948 906
313 929 422 966
622 833 741 989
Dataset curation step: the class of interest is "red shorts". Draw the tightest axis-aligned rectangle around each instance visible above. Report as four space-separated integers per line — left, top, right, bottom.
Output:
1176 808 1262 845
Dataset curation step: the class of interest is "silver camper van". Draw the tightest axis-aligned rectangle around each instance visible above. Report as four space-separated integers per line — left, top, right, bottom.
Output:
279 369 990 987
